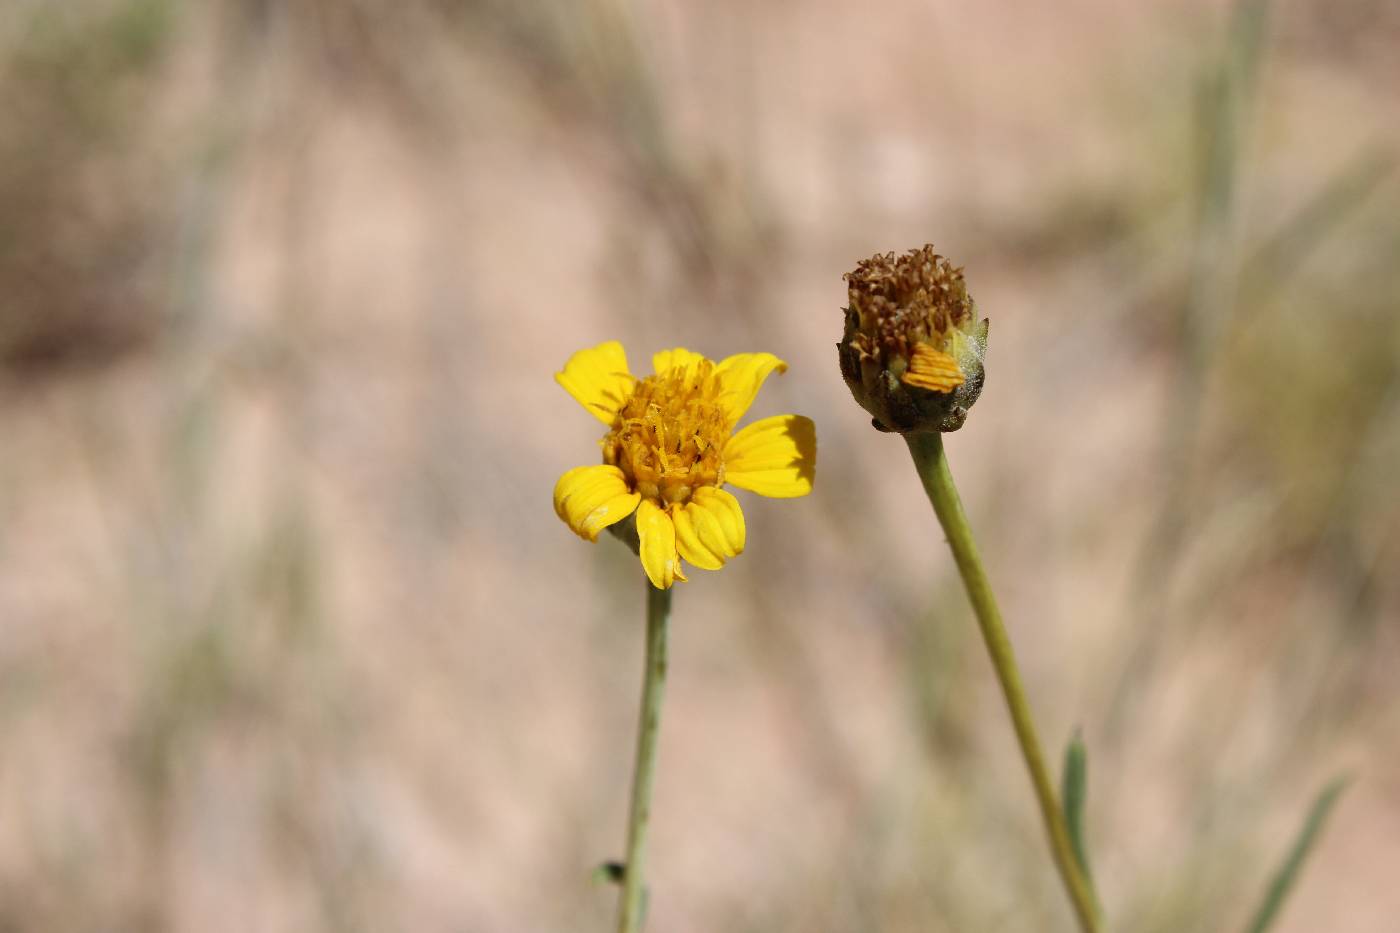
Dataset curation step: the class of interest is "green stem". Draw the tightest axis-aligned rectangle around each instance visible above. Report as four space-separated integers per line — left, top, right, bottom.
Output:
905 432 1102 933
617 582 671 933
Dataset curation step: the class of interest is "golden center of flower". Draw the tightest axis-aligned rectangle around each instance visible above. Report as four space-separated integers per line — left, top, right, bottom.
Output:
602 360 730 505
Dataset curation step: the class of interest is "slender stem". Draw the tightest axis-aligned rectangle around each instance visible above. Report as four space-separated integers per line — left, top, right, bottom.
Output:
617 582 671 933
905 431 1102 933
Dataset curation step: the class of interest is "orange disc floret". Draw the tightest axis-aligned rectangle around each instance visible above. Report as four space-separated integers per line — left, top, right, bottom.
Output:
603 359 730 505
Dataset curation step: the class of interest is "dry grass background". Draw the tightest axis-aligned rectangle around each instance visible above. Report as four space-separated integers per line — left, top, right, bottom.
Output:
1 1 1397 930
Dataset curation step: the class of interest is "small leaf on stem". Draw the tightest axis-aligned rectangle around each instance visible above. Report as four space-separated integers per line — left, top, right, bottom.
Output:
1241 777 1350 933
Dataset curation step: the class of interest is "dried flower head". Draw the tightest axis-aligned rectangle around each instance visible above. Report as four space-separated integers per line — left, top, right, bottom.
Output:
838 245 989 433
554 342 816 589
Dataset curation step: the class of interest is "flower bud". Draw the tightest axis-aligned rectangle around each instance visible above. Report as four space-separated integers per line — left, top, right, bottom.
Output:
838 245 989 433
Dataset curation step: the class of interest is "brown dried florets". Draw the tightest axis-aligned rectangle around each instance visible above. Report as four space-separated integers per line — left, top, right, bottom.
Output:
838 245 989 434
844 247 974 364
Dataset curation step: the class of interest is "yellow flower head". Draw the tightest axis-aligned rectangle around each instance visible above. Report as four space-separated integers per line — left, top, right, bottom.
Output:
838 245 990 434
554 342 816 589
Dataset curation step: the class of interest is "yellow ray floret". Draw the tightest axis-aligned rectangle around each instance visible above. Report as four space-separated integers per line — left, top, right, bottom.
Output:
554 341 815 589
715 352 788 424
636 499 687 589
723 414 817 498
672 487 746 571
555 340 637 425
902 342 965 394
554 465 642 541
651 347 707 378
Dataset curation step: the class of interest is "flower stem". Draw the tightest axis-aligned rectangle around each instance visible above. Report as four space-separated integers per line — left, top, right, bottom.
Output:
905 431 1102 933
617 581 671 933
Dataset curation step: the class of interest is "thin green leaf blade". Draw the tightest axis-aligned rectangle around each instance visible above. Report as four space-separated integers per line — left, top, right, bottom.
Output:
1061 731 1097 894
1242 777 1350 933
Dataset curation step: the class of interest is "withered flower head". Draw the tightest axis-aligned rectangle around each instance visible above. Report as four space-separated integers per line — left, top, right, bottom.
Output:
838 245 989 433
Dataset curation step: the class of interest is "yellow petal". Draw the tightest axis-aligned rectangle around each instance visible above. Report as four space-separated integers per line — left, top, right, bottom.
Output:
652 347 708 377
555 341 635 425
691 488 745 556
553 465 640 541
672 489 745 571
636 499 686 589
715 352 788 424
723 414 816 498
553 465 624 521
902 342 965 393
671 504 722 571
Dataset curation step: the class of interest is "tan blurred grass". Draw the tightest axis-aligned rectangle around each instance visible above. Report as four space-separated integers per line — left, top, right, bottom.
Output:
0 1 1397 931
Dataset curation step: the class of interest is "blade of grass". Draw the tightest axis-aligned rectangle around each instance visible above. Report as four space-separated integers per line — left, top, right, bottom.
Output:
1241 145 1396 306
1061 731 1097 899
1241 777 1350 933
1106 0 1274 745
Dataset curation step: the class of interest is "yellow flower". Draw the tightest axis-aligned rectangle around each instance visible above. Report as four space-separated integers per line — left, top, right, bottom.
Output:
553 341 817 589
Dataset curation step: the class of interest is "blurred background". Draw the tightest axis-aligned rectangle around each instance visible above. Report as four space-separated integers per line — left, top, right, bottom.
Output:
1 0 1396 930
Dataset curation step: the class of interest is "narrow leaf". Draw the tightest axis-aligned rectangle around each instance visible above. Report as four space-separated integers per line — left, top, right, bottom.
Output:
1242 777 1350 933
1243 145 1395 301
1061 731 1096 889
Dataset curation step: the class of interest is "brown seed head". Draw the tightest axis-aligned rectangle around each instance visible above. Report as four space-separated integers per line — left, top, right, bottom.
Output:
838 245 989 433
